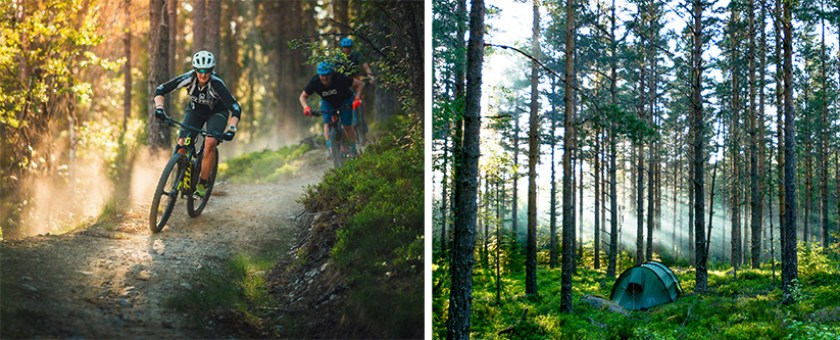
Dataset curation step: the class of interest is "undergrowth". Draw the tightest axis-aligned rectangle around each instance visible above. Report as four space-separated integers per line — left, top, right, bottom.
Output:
434 242 840 339
301 115 424 338
176 116 423 338
167 251 279 336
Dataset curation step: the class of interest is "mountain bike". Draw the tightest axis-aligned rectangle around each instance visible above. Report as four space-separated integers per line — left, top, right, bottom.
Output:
312 109 354 169
149 115 226 233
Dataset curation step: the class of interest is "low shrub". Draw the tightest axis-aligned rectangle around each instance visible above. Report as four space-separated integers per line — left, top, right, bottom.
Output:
302 116 423 338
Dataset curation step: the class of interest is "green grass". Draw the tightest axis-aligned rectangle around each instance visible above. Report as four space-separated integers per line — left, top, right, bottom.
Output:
166 251 279 333
217 143 312 183
434 243 840 339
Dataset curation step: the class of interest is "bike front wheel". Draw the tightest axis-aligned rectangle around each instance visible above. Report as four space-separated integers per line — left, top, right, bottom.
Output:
329 127 345 169
150 154 184 233
187 151 218 217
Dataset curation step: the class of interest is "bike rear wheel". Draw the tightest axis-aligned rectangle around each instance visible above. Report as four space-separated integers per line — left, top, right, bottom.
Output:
150 154 184 233
187 151 218 217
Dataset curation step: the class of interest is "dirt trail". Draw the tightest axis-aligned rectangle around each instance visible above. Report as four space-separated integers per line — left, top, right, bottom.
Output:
0 153 329 338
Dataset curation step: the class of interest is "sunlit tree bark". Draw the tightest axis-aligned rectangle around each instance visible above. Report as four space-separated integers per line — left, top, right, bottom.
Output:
446 0 485 336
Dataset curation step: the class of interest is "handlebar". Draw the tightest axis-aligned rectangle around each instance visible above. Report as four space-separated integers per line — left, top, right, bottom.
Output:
309 109 346 117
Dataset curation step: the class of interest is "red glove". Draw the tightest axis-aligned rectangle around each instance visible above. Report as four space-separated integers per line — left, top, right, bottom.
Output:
303 106 312 117
352 98 362 110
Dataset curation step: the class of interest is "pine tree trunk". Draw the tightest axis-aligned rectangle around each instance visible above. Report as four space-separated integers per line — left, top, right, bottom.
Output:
636 53 646 266
206 0 220 53
192 0 205 52
446 0 485 336
441 135 449 255
692 0 708 293
819 9 829 249
606 0 619 278
594 112 601 270
572 140 577 271
525 0 540 296
646 4 657 262
647 140 654 262
729 8 742 275
805 132 812 247
512 116 519 237
757 0 768 268
495 177 502 305
550 77 559 269
748 0 763 269
673 131 680 257
601 130 607 259
450 0 467 261
707 118 724 260
781 0 799 302
774 0 785 271
167 0 177 87
333 0 349 28
123 0 131 133
803 76 811 247
148 0 170 150
579 138 584 262
561 0 577 314
689 133 695 265
483 176 490 268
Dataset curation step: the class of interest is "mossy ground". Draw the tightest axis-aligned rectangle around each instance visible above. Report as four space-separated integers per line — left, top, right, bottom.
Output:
434 242 840 339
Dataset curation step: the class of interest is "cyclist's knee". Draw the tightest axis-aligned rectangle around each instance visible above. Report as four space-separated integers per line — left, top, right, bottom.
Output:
205 137 218 150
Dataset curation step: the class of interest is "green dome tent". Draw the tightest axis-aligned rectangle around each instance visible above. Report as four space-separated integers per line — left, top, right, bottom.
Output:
610 261 683 310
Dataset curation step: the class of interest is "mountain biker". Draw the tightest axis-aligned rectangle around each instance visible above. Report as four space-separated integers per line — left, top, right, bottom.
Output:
299 61 365 156
337 37 373 80
153 50 241 198
337 37 373 136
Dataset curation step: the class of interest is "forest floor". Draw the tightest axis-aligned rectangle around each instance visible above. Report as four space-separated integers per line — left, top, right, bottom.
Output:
0 150 330 338
433 246 840 339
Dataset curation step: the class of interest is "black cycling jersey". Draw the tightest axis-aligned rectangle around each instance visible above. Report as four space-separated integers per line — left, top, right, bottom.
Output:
337 51 365 77
155 70 242 118
304 73 355 108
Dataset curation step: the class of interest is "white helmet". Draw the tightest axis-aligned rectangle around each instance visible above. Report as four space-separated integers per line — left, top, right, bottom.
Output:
192 50 215 69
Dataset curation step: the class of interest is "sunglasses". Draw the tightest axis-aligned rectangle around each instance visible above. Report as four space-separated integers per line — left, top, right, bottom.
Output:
195 68 212 74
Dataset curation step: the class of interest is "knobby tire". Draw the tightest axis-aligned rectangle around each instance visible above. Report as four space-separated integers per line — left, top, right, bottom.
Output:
330 127 344 169
150 154 184 233
187 151 218 217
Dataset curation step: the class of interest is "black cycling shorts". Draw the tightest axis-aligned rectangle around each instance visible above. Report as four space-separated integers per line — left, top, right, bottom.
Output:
178 109 228 140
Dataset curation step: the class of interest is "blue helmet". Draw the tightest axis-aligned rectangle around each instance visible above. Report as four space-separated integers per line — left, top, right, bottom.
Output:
340 37 353 47
317 61 334 75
